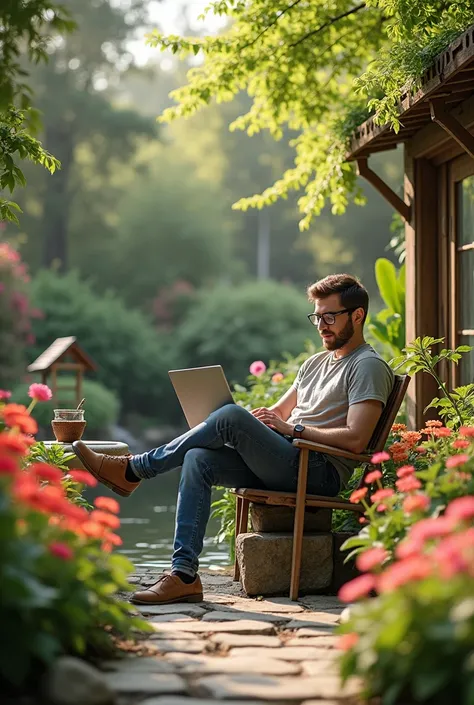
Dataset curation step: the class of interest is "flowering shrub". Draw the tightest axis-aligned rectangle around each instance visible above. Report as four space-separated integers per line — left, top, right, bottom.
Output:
0 387 147 689
0 243 38 386
337 496 474 704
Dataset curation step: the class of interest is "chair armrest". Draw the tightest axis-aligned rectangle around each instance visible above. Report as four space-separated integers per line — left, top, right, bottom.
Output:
292 438 371 463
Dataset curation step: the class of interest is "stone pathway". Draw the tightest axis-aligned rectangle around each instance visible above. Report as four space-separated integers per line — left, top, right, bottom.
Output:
100 569 363 705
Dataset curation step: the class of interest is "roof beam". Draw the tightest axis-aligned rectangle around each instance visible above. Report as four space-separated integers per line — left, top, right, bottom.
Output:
429 98 474 159
356 158 411 221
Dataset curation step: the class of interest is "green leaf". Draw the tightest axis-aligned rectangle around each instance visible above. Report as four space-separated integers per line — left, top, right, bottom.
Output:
375 258 401 313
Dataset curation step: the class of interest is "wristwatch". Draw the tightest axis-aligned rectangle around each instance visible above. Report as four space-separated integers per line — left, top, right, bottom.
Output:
293 423 305 439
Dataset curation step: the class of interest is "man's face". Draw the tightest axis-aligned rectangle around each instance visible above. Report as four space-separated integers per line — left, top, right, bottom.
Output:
313 294 356 351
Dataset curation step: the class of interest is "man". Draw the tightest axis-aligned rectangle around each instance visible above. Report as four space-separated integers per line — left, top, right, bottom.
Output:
73 273 394 605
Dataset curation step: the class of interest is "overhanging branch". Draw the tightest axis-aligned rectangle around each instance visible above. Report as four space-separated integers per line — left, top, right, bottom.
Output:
289 3 366 48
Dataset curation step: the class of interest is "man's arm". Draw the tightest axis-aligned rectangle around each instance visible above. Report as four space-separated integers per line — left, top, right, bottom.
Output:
254 399 383 454
251 385 297 422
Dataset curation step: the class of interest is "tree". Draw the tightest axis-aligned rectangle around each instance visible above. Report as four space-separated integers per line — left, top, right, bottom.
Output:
148 0 474 228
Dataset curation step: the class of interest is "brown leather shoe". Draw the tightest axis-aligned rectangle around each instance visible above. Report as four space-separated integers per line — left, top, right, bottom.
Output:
131 573 203 605
72 440 140 497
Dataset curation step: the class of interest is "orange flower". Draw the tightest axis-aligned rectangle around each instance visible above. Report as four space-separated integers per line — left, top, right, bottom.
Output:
80 521 106 539
68 470 98 487
90 510 120 529
432 427 452 438
425 420 443 427
337 633 359 651
103 531 122 546
0 432 29 456
94 496 120 514
391 423 407 434
31 463 63 484
400 431 422 448
403 494 430 514
2 412 38 435
350 487 368 503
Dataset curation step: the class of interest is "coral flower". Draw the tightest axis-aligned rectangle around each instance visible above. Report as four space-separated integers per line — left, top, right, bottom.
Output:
410 516 455 544
391 423 407 434
403 494 430 514
415 445 427 454
103 531 122 546
28 383 52 402
271 372 284 383
356 547 389 572
371 488 394 504
90 510 120 529
425 420 443 427
0 455 18 475
31 463 63 484
459 426 474 438
446 454 469 468
94 496 120 514
452 439 470 449
0 390 11 400
338 574 376 603
445 496 474 521
80 521 106 538
68 470 98 487
396 465 415 478
249 360 266 377
378 556 432 593
337 633 359 651
432 427 452 438
396 476 421 493
49 542 74 561
400 431 422 447
349 487 368 503
371 451 390 464
2 411 38 435
365 470 382 484
0 433 29 455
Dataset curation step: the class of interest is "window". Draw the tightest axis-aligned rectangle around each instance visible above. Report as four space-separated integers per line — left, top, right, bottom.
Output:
457 176 474 383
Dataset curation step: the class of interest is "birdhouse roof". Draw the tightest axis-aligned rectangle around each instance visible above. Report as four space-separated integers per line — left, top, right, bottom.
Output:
27 336 97 373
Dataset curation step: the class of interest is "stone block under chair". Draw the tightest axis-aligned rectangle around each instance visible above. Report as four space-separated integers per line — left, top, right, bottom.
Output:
249 503 332 533
236 532 333 596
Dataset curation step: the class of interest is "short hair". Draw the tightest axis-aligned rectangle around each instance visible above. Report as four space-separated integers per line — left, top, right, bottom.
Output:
307 273 369 323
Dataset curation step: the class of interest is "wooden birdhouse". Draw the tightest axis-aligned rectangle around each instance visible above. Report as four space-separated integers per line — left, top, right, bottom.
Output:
27 337 97 407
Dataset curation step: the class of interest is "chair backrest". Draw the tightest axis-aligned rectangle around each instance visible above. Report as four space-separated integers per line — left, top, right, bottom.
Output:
366 374 411 453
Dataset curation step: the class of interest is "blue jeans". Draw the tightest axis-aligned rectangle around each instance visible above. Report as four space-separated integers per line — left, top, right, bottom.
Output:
130 405 340 577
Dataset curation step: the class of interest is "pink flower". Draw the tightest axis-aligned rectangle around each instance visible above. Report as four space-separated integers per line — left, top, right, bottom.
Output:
249 360 267 377
445 496 474 522
271 372 284 383
371 451 390 464
365 470 382 484
337 633 359 651
446 454 469 468
49 542 74 561
0 390 11 400
378 556 432 593
339 574 376 603
396 465 415 478
452 439 469 449
410 516 455 544
28 383 52 402
396 476 422 493
371 488 394 504
68 470 98 487
349 487 368 503
459 426 474 438
356 547 389 572
432 426 452 438
403 494 430 514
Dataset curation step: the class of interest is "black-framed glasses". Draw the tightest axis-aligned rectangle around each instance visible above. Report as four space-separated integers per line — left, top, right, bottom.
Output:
307 308 356 327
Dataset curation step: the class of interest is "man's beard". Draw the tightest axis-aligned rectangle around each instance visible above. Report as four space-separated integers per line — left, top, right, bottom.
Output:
321 317 354 351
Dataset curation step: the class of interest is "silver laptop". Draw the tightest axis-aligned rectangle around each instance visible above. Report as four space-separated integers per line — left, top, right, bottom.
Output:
168 365 234 428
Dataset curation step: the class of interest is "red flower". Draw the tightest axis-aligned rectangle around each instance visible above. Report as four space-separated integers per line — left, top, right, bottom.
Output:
49 542 74 561
432 427 452 438
371 451 390 464
452 439 469 449
0 455 18 475
349 487 368 503
103 531 122 547
338 574 376 603
365 470 382 484
445 496 474 522
0 433 30 456
68 470 98 487
396 476 421 493
31 463 63 484
403 494 430 514
396 465 415 478
446 454 469 468
415 445 427 454
459 426 474 438
0 390 11 400
28 383 52 402
2 409 38 435
356 547 388 572
337 633 359 651
371 488 394 504
94 496 120 514
90 510 120 529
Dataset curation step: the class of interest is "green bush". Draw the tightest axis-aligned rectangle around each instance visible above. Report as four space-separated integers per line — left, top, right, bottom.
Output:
28 270 177 420
176 280 314 384
11 378 120 434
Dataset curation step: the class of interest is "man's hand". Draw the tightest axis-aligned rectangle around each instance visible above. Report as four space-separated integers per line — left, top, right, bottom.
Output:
251 407 294 436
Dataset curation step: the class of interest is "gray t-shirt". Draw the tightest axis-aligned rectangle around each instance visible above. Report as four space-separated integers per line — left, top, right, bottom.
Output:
288 343 394 488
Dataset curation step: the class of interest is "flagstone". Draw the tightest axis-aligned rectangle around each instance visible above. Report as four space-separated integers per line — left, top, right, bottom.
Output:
164 653 300 676
291 627 335 637
283 612 340 629
201 610 291 623
227 646 335 661
104 672 186 694
145 613 198 622
149 619 275 634
196 674 352 700
134 604 206 617
216 597 304 613
286 636 336 648
302 660 340 676
100 657 175 673
210 633 281 648
147 630 202 640
140 699 263 705
148 639 209 654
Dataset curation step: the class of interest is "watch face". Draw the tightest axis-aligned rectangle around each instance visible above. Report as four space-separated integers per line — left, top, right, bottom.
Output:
294 424 305 432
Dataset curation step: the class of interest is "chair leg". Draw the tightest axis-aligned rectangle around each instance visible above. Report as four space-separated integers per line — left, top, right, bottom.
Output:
290 448 309 601
234 498 250 583
233 496 243 582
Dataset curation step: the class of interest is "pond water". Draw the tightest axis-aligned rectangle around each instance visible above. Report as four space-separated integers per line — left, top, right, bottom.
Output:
85 467 231 571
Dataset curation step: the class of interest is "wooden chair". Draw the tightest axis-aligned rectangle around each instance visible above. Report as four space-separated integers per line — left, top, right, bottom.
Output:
232 374 410 600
